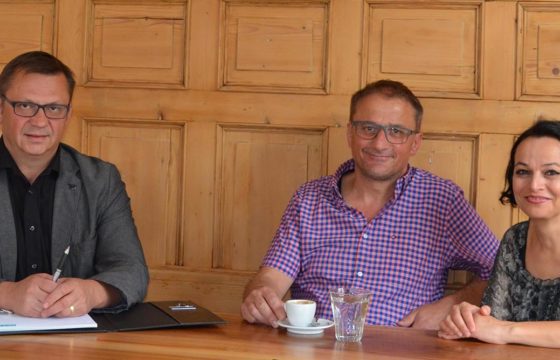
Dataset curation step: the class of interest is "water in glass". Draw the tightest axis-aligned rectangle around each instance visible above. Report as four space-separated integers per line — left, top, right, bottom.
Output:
330 288 371 342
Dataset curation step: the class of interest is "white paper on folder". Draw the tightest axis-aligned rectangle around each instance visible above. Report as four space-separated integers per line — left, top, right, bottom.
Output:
0 313 97 332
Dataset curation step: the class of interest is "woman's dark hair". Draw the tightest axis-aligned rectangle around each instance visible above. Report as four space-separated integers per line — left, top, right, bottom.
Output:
0 51 75 101
500 120 560 206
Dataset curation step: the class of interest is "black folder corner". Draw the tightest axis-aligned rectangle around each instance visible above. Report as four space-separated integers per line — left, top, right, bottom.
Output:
92 300 226 332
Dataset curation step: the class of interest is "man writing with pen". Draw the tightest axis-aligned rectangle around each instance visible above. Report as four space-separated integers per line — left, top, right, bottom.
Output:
0 51 148 318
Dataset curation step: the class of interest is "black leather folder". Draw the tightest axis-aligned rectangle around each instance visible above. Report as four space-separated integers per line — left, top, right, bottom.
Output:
92 300 226 332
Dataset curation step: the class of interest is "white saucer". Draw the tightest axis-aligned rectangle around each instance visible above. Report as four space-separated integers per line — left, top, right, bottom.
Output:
277 319 334 335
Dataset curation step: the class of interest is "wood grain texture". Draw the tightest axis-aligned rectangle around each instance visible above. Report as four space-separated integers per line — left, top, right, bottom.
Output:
0 314 557 359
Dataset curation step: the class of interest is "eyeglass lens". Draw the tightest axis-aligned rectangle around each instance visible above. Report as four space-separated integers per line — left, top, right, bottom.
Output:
353 122 413 144
2 95 68 119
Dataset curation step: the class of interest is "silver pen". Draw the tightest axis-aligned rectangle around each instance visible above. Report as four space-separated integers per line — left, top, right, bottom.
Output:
52 245 70 282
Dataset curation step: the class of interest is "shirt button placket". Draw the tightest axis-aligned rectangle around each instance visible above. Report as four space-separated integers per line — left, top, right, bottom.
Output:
355 232 369 282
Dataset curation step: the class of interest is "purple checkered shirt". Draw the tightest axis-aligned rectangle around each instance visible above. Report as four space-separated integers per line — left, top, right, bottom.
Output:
262 160 499 325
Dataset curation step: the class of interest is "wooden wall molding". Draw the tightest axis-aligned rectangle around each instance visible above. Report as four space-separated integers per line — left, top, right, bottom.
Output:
0 1 54 69
363 1 483 98
517 2 560 101
213 123 327 271
84 0 189 88
3 0 559 314
411 133 478 202
219 0 331 94
82 117 186 267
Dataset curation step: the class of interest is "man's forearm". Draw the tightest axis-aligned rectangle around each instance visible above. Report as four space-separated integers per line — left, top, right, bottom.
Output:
243 271 276 299
88 280 122 309
449 278 487 305
243 267 293 301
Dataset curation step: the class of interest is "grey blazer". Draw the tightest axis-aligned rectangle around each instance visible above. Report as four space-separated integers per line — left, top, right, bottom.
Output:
0 144 149 311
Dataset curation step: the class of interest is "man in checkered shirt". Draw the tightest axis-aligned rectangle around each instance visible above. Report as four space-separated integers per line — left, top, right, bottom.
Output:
241 80 499 329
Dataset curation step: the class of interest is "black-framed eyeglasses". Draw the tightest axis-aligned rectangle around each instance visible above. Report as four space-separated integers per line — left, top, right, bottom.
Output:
351 120 417 144
0 94 70 120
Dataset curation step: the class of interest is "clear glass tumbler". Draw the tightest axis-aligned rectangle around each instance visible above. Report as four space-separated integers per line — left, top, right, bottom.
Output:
329 287 372 342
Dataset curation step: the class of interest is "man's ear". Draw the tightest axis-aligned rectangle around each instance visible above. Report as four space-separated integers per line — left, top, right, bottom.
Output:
410 132 422 155
346 121 353 147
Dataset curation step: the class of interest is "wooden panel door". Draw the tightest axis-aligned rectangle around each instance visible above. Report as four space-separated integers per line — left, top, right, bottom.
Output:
2 0 560 315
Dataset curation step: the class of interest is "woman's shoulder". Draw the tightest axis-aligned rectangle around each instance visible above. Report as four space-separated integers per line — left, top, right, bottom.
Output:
494 221 528 271
502 221 529 247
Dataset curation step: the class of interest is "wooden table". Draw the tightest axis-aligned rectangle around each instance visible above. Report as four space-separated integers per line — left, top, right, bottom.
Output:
0 314 557 359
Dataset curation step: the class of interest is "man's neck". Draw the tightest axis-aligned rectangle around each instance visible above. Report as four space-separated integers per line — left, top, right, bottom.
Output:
2 139 59 184
12 152 56 184
340 171 396 221
16 159 50 184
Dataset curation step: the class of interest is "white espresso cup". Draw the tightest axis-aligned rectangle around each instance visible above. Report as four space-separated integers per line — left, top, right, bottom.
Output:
284 299 316 327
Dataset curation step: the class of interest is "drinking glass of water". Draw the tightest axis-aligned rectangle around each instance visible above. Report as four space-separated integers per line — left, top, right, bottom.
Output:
329 287 372 342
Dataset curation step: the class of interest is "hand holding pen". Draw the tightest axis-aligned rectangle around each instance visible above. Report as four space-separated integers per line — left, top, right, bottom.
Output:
52 246 70 283
0 245 72 317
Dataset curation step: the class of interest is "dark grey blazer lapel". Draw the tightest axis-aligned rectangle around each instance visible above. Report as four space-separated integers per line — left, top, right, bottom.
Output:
0 171 16 280
51 150 82 272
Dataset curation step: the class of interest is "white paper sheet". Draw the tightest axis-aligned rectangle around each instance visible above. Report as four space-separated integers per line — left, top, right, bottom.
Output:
0 313 97 332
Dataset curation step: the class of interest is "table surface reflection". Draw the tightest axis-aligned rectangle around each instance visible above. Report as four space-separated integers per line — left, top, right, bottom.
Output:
0 314 557 359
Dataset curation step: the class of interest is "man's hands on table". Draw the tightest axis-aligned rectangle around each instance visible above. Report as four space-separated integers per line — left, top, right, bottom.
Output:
0 275 119 318
241 286 287 327
241 267 293 327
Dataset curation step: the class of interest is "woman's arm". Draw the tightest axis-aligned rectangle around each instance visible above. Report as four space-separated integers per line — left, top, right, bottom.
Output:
471 310 560 348
440 304 560 348
494 319 560 348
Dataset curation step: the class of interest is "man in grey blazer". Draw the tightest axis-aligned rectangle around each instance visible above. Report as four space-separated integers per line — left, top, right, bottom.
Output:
0 51 148 318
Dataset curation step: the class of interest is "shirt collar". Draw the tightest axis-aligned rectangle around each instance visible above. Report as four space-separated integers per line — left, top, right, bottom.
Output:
331 159 416 200
394 165 415 197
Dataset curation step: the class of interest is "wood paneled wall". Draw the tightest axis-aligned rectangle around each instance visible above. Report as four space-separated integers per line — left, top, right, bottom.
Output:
1 0 558 314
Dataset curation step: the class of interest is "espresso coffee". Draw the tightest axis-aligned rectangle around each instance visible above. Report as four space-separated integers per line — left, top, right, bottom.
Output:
284 299 316 327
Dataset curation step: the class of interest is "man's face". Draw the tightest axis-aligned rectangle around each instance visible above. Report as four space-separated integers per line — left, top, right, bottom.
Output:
0 71 71 166
347 93 422 183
